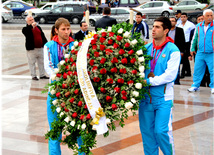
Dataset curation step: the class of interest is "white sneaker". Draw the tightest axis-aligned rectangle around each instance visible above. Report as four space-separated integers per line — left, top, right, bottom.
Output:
187 87 200 92
211 89 214 94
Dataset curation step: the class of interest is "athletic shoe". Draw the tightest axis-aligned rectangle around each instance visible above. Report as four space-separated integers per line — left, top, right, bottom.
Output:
187 87 200 92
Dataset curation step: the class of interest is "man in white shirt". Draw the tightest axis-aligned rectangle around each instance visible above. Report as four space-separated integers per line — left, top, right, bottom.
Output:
175 10 182 26
178 12 195 78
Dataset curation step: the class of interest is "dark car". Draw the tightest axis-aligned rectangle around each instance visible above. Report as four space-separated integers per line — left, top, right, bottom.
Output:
187 5 213 24
34 4 85 24
98 0 140 14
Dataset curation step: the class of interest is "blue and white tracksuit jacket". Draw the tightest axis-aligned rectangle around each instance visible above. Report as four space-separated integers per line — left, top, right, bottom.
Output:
44 37 84 155
131 21 149 42
190 20 214 88
139 38 180 155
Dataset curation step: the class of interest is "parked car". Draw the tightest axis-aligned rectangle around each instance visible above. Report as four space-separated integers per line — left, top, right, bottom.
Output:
186 4 213 24
82 7 147 26
34 4 85 24
1 5 13 23
3 0 35 17
131 1 174 17
98 0 140 14
172 0 208 12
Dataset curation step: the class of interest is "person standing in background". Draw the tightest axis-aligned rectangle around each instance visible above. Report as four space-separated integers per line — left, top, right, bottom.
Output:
73 21 90 41
175 10 182 26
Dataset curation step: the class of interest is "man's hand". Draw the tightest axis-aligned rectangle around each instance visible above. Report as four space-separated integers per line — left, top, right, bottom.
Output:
180 53 184 57
32 22 37 28
144 41 148 45
190 51 194 57
188 56 193 61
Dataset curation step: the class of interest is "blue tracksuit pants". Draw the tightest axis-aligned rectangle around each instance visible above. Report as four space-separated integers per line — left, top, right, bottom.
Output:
47 93 85 155
192 52 214 88
139 100 175 155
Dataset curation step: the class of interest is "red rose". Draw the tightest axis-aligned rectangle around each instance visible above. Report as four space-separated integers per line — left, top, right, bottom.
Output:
88 71 90 75
105 49 113 55
72 62 76 67
101 32 107 37
122 96 128 101
114 87 121 93
119 68 127 74
92 45 97 50
62 84 67 89
67 71 72 76
92 66 98 72
117 78 124 84
74 89 79 95
89 59 94 66
64 107 69 112
80 115 85 120
106 96 113 102
109 32 115 37
116 35 123 41
130 58 136 64
111 57 118 63
72 112 77 118
70 57 74 62
113 43 119 49
132 70 137 74
100 58 106 64
100 87 106 93
56 73 62 77
69 98 75 103
119 49 125 55
78 42 82 46
65 65 69 70
65 91 70 97
112 104 117 110
77 101 82 107
121 58 128 64
94 51 100 57
124 42 130 48
99 37 106 43
100 68 107 74
71 49 76 54
87 53 90 59
73 71 77 76
107 78 114 84
100 45 106 51
86 114 91 120
111 67 117 73
127 80 134 85
108 39 113 45
65 58 69 63
61 102 65 108
128 50 134 55
84 104 87 109
63 73 67 79
91 39 97 45
56 92 60 98
93 34 99 39
93 77 100 82
121 90 127 96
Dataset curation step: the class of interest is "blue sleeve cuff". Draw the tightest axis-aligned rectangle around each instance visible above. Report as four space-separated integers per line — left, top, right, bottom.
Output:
146 78 150 85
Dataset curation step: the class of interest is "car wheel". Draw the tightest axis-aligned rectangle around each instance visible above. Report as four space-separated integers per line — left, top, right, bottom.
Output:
195 8 201 10
39 17 46 24
89 19 95 26
161 11 170 17
71 17 80 24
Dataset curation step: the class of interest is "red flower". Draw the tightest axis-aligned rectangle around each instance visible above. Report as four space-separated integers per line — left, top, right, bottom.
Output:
78 42 82 46
101 32 107 37
106 96 113 102
114 87 121 93
119 49 125 55
124 42 130 48
121 90 127 96
92 45 97 50
67 71 72 76
100 68 107 74
65 58 69 63
121 58 128 64
111 57 118 63
69 98 75 103
105 49 113 55
91 39 97 45
56 92 60 98
130 58 136 64
119 68 127 74
65 91 70 97
72 62 76 67
116 35 123 41
87 53 90 59
61 102 65 108
72 112 77 118
100 45 106 51
99 37 106 43
93 34 99 39
94 51 100 57
100 87 106 93
111 67 117 73
71 49 76 54
86 114 91 120
112 104 117 110
74 89 79 95
100 58 106 64
122 96 128 101
113 43 119 49
108 39 113 45
64 107 69 112
80 115 85 120
127 80 134 85
128 50 134 55
132 70 137 74
62 84 67 89
107 78 114 84
73 71 77 76
77 101 82 107
109 32 115 37
65 65 69 70
89 59 95 66
117 78 124 84
70 57 74 62
84 104 87 109
56 73 62 77
93 77 100 82
92 66 98 72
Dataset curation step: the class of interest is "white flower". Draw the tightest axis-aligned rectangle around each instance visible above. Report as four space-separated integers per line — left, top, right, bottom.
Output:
71 46 74 50
107 27 112 32
81 123 86 130
77 125 80 130
131 98 137 103
70 120 75 127
60 112 65 117
64 117 70 123
105 118 111 125
138 56 145 63
123 31 130 38
92 125 96 130
136 49 143 55
54 68 59 74
50 89 56 95
51 74 56 81
139 72 145 78
139 66 145 73
52 99 58 105
100 29 105 32
60 60 65 65
132 91 139 97
131 39 138 45
74 41 78 47
125 102 133 109
64 54 70 59
56 107 61 113
135 83 142 89
118 28 123 34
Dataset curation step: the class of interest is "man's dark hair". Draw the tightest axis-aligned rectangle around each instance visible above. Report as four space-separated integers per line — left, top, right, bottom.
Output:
136 12 143 17
197 14 203 19
103 7 111 15
154 16 171 31
80 21 86 27
181 12 188 17
170 17 177 22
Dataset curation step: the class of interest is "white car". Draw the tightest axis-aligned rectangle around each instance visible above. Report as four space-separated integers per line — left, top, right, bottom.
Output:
132 1 174 17
1 5 13 23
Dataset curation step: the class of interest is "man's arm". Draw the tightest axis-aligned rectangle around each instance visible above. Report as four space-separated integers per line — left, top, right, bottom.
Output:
190 26 198 54
141 21 149 44
44 45 54 77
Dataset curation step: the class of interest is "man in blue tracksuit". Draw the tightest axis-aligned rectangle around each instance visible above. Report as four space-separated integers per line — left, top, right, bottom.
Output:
188 9 214 94
43 18 84 155
139 17 180 155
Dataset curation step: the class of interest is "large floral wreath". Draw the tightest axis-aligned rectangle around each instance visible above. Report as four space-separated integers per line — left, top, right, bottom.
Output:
43 22 151 154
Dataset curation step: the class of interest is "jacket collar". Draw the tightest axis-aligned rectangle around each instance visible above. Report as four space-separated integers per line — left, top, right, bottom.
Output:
152 36 174 50
52 36 74 47
200 20 214 27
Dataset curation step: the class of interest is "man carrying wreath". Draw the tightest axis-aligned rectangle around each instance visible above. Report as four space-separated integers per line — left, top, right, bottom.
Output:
139 17 180 155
